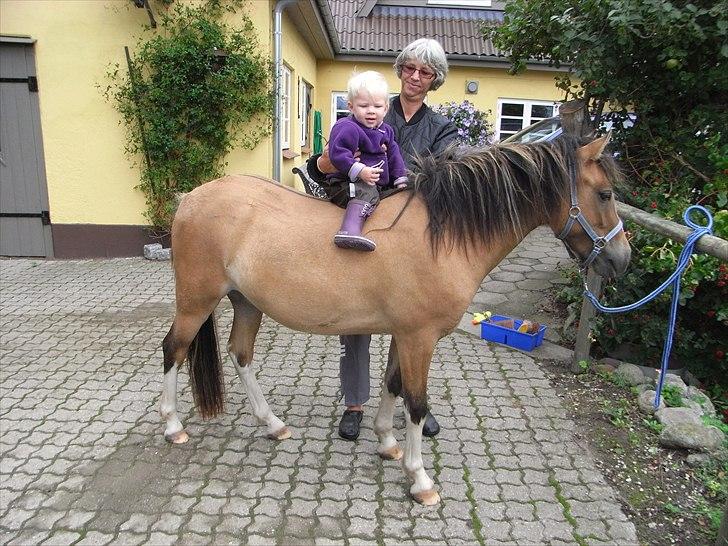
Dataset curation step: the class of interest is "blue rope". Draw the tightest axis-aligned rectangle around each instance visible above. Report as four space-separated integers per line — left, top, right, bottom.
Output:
583 205 714 408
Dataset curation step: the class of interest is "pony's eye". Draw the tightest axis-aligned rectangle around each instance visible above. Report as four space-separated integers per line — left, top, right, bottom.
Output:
599 191 613 201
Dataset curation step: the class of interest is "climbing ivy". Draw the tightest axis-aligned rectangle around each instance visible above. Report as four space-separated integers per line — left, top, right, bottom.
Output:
103 0 273 229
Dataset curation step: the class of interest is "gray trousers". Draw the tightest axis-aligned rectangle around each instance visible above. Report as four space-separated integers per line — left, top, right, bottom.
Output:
327 180 381 209
339 334 372 406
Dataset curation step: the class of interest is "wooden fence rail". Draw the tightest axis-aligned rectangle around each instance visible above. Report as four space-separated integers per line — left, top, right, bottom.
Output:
571 201 728 372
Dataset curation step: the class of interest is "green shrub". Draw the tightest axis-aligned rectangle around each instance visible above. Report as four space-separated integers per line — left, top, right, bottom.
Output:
488 0 728 395
103 0 273 229
661 384 683 408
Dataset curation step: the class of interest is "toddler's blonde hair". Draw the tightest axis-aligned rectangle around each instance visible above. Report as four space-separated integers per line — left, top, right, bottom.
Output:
347 71 389 102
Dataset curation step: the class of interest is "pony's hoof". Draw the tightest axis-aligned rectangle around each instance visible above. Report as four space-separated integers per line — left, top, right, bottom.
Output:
412 488 440 506
267 426 291 441
165 430 189 444
378 445 403 461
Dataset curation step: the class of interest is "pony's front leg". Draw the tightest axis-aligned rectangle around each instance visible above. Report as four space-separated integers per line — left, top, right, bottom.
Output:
403 408 438 505
375 338 402 460
227 292 290 440
396 333 440 506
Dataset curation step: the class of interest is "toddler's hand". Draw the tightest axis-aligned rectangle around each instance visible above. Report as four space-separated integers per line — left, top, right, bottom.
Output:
395 183 407 188
359 166 382 185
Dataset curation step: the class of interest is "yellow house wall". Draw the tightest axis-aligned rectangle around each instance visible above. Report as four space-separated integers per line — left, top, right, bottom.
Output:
315 60 563 139
2 0 565 226
278 13 318 190
0 0 276 226
223 0 275 184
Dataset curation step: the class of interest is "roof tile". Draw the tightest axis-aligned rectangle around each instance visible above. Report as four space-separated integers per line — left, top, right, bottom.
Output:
328 0 504 58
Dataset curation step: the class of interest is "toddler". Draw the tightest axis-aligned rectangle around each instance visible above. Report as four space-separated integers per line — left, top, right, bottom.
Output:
328 71 408 251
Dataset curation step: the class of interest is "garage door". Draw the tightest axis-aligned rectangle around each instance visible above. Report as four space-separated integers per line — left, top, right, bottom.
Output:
0 38 53 257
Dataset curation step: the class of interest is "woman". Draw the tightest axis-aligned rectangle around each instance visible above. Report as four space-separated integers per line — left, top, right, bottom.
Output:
297 38 458 441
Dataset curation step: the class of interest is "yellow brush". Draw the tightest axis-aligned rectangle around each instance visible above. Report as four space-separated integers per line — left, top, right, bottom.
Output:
471 311 492 325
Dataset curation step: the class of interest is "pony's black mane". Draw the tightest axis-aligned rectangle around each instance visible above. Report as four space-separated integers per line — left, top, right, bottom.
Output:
410 135 620 251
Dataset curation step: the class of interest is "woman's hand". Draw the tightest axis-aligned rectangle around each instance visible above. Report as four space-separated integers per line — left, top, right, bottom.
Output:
317 145 362 175
316 146 337 174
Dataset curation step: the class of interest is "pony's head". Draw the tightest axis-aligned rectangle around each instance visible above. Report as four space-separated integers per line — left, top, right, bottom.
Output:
551 134 631 279
410 134 630 279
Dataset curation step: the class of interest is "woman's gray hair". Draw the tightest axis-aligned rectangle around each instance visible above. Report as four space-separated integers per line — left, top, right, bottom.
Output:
393 38 449 91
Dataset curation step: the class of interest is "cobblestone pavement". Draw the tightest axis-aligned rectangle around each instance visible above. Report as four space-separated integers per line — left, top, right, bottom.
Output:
0 228 637 545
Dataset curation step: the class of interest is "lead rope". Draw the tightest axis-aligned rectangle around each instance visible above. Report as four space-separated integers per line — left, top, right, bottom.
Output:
582 205 714 408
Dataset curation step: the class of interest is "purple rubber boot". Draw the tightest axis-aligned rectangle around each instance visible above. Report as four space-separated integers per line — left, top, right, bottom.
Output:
334 199 376 251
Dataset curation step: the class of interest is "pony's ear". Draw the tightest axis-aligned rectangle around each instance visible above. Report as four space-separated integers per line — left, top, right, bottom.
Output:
578 132 612 161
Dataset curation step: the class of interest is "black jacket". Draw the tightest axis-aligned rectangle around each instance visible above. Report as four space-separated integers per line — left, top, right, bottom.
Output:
384 96 458 170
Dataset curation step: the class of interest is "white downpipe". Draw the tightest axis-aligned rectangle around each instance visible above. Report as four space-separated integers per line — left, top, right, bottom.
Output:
273 0 297 182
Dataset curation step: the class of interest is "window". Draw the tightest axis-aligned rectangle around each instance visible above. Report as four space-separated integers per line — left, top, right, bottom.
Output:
331 92 349 129
330 92 402 130
496 99 559 141
298 79 313 149
280 65 291 149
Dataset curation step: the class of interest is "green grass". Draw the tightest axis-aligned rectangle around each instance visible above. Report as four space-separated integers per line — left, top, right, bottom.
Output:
663 502 682 515
661 384 683 407
642 417 665 434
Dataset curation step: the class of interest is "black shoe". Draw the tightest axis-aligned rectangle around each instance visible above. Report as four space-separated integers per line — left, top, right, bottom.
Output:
422 411 440 437
338 409 363 441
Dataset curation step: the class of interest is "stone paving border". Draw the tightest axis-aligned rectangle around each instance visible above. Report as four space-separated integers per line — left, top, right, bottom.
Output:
0 230 637 545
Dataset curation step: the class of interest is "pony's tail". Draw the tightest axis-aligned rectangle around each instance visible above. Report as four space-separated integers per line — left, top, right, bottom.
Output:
187 314 225 419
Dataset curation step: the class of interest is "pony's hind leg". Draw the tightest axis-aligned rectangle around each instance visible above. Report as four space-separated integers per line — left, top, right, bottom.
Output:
374 338 403 461
227 291 290 440
160 359 187 444
161 311 215 444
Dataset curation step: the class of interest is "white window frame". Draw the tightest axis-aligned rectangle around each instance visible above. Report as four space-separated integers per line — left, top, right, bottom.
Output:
298 78 313 148
496 98 560 141
330 92 404 130
331 92 349 129
280 65 291 149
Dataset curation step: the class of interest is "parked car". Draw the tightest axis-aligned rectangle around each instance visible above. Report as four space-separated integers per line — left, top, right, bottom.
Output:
502 113 636 144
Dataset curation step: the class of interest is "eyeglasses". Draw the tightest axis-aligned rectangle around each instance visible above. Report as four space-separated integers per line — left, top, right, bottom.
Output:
401 63 436 81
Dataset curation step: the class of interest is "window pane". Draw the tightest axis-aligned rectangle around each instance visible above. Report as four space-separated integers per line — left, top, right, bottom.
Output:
336 111 349 121
500 118 523 132
501 103 524 117
336 95 348 110
531 105 554 118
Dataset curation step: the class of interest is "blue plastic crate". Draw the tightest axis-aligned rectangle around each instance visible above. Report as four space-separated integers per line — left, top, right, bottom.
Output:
480 314 547 352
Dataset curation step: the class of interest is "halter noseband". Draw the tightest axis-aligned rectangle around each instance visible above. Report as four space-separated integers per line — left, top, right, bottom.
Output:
557 161 623 271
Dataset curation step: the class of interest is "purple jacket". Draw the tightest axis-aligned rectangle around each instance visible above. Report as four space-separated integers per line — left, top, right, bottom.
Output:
327 117 407 187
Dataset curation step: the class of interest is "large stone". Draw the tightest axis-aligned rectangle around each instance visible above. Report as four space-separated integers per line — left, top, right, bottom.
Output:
659 424 725 452
635 383 654 394
658 373 688 395
615 363 648 386
655 407 703 427
637 390 665 415
598 357 623 368
594 363 616 375
144 243 171 261
685 453 711 467
684 386 716 417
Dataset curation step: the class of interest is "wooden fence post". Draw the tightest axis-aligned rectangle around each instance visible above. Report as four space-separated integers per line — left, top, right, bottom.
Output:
571 268 602 373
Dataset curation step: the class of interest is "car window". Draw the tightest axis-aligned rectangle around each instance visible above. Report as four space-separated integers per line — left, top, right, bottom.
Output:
502 117 561 143
503 113 636 144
